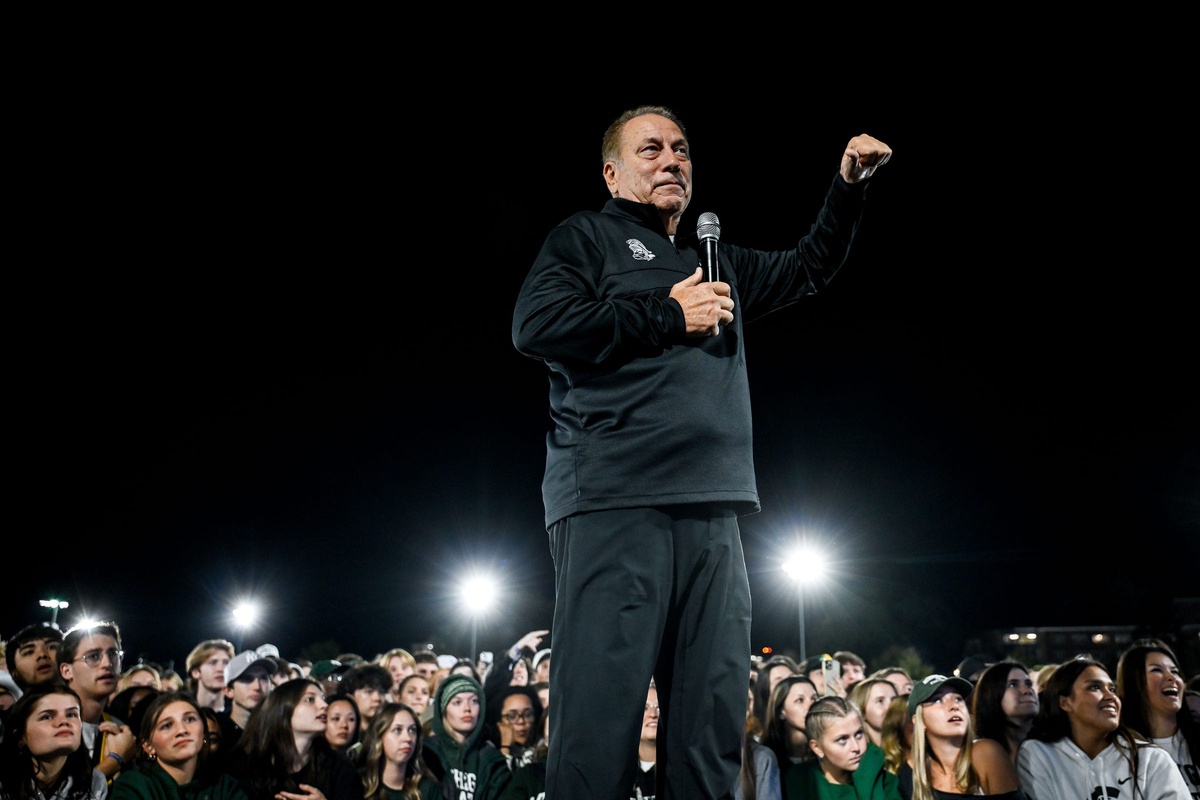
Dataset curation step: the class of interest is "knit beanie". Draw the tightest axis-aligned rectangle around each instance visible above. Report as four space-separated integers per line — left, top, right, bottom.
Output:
438 674 482 717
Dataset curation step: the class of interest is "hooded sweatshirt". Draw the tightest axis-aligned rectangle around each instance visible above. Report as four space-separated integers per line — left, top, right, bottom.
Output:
423 675 510 800
1016 735 1190 800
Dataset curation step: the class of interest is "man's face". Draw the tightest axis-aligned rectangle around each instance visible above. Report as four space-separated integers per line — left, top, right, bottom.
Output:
841 662 866 688
353 685 385 721
225 666 272 713
603 114 692 220
414 662 438 681
59 633 121 704
192 651 231 693
13 635 61 688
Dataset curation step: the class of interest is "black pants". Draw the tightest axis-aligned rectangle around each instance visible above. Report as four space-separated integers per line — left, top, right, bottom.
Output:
544 506 752 800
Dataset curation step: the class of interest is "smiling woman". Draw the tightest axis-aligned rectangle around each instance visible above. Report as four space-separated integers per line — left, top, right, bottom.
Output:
1017 656 1191 799
1115 640 1200 798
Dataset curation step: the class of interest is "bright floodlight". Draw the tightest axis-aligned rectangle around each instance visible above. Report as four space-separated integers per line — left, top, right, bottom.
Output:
232 601 260 629
39 598 70 628
781 544 827 584
460 573 499 616
781 542 827 663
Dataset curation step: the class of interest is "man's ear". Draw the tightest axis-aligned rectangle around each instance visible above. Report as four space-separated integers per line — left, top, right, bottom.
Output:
603 161 619 197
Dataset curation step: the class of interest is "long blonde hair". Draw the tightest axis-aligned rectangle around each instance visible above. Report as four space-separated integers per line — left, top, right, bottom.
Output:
910 704 978 800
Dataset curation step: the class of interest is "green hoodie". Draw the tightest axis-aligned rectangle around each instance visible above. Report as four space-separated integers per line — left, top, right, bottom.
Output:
110 759 247 800
423 675 511 800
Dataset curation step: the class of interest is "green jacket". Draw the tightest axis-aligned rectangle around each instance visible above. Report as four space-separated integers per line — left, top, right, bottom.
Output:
784 743 902 800
110 760 247 800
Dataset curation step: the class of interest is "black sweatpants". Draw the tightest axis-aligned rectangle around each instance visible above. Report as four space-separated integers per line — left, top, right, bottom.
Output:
544 505 752 800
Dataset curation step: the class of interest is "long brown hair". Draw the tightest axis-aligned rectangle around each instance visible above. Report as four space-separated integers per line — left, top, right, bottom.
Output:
970 659 1033 758
359 702 435 800
237 678 337 798
1116 639 1200 765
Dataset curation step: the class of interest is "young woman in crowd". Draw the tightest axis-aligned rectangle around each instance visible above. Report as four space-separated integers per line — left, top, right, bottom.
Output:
1017 656 1190 799
109 691 245 800
323 693 362 759
783 695 901 799
226 678 363 800
422 674 510 800
871 667 915 697
484 686 542 771
902 674 1022 799
879 694 913 776
737 674 783 800
849 678 898 749
969 660 1038 766
0 684 108 800
499 708 550 800
394 675 434 734
357 702 441 800
116 665 161 694
375 649 415 702
752 656 802 736
1115 639 1200 798
761 675 819 790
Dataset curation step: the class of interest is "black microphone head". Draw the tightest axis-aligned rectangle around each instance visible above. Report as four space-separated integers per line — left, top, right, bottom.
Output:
697 212 721 243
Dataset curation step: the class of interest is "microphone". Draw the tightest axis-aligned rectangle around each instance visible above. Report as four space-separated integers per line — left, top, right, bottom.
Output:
697 212 721 282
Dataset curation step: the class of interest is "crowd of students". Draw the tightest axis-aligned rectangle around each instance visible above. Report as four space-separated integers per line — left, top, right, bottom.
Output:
1 620 1198 800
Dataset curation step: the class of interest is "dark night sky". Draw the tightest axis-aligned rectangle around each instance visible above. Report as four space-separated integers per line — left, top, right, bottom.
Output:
9 68 1197 676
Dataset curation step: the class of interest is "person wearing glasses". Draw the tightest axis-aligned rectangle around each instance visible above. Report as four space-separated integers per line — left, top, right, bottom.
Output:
485 685 543 771
632 682 660 800
57 620 136 784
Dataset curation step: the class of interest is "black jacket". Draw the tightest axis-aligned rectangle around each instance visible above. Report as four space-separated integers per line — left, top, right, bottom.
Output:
512 175 867 527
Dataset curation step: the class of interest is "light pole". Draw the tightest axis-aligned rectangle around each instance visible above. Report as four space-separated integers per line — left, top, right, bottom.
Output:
39 599 69 629
460 572 498 666
781 543 826 663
